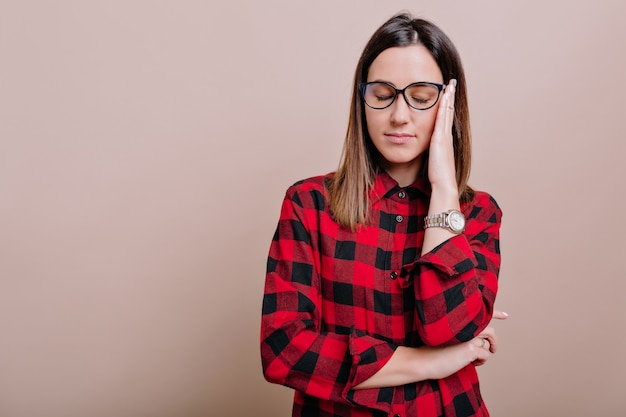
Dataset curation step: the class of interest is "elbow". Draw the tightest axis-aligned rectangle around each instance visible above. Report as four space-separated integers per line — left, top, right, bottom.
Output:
419 330 457 347
454 320 483 343
419 309 490 346
419 324 476 347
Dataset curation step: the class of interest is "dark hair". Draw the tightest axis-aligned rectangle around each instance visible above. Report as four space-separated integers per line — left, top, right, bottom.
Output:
328 13 474 230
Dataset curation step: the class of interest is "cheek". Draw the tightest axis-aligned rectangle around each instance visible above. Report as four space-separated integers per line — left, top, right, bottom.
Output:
416 107 438 136
364 108 385 134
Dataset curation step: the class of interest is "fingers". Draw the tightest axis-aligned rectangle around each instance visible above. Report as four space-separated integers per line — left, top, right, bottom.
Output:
474 334 492 351
477 326 498 353
485 309 508 352
470 337 491 367
446 79 456 113
434 79 456 135
470 313 507 366
492 309 509 320
474 336 491 352
428 79 458 187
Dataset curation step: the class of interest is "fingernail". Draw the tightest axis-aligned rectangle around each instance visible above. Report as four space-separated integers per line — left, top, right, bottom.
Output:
451 79 457 88
502 311 509 317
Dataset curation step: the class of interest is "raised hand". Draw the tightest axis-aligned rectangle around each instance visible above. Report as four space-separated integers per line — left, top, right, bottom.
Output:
427 79 458 192
421 79 461 254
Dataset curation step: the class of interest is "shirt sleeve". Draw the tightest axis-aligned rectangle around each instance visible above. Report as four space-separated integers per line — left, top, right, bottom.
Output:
260 185 397 411
400 192 503 347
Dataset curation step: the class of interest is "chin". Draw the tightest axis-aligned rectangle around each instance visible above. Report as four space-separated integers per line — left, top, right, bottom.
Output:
382 152 424 164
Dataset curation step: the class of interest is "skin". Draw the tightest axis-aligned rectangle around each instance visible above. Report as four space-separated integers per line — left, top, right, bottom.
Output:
355 310 508 389
354 45 508 390
364 44 443 188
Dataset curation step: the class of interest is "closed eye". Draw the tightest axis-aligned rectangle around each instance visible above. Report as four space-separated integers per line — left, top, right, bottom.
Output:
410 97 430 104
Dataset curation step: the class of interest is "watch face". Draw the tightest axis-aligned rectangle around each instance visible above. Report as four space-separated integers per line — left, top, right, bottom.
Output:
448 210 466 233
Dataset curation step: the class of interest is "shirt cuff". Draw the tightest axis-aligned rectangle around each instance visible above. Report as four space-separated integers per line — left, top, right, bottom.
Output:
341 327 397 411
401 234 478 281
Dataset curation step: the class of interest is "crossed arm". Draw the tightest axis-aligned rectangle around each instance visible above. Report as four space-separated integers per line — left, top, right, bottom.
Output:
354 310 507 389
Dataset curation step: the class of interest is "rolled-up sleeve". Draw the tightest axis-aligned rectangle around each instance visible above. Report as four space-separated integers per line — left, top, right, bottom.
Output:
399 192 502 346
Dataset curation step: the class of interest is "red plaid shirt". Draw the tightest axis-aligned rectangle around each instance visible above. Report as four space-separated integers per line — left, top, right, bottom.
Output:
261 171 502 417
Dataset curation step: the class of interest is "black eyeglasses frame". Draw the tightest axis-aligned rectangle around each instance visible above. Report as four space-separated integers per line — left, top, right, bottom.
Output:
359 81 445 111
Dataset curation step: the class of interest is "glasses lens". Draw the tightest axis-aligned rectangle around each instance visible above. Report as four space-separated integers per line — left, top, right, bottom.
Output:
363 82 396 109
404 83 440 110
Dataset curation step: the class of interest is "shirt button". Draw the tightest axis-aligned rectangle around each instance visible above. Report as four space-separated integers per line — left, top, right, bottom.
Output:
398 191 406 199
394 414 401 417
390 271 398 280
395 215 403 223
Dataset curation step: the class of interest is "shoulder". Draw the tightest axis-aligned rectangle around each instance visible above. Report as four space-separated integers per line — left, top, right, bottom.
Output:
289 173 332 192
283 173 334 211
462 189 503 224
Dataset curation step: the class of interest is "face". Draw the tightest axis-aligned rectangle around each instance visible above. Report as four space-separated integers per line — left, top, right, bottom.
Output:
364 44 443 182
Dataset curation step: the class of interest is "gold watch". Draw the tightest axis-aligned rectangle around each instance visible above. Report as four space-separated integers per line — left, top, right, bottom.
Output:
424 209 466 234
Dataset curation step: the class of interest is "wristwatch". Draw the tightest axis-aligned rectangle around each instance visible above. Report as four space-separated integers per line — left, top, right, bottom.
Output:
424 209 466 234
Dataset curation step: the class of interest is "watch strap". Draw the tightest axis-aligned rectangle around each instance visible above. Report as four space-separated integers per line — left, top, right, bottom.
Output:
424 209 465 234
424 212 449 229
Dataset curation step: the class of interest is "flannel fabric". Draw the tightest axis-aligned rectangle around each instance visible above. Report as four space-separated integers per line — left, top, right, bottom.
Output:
261 171 502 417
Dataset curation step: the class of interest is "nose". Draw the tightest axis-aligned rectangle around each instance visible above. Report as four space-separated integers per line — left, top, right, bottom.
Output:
390 93 410 124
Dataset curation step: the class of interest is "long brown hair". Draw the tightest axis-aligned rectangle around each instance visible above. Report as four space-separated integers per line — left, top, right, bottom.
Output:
328 13 474 231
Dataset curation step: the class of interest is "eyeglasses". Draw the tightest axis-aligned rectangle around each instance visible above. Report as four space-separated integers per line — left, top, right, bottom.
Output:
360 81 444 110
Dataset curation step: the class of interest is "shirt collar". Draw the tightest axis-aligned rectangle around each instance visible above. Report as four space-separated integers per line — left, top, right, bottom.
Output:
369 170 431 204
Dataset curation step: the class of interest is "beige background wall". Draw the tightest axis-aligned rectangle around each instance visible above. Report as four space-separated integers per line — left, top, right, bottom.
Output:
1 1 624 416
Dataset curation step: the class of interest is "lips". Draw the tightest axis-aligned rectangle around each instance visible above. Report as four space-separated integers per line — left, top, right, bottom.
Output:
384 133 414 144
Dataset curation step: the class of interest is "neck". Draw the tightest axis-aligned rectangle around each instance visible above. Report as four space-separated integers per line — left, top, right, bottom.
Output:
381 155 424 187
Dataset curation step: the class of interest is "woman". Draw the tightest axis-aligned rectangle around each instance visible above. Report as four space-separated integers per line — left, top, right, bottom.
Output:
261 13 506 417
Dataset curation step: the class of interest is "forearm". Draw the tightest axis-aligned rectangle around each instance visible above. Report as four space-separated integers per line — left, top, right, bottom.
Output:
421 183 459 255
409 192 502 346
353 341 486 390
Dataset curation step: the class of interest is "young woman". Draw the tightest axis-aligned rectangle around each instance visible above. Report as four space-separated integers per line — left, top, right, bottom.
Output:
261 13 506 417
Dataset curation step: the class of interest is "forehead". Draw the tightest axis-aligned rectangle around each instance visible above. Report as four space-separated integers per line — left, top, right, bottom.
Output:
367 44 443 85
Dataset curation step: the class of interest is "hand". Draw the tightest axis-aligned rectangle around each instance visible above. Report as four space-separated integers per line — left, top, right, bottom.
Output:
423 334 494 379
427 79 458 192
354 310 509 387
472 308 509 366
470 327 496 366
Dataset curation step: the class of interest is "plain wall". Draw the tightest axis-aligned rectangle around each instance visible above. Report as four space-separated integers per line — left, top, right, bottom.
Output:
1 1 625 416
